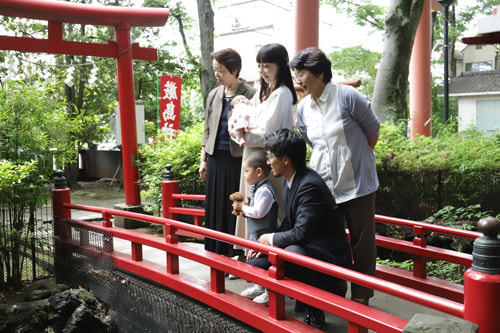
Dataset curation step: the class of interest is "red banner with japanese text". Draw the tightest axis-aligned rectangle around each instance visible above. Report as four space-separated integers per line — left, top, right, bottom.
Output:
159 75 182 139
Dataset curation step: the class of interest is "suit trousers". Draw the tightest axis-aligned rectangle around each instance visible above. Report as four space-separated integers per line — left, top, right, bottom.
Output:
247 245 347 297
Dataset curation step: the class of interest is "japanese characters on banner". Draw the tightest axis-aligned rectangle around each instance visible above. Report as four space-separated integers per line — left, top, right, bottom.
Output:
159 75 182 139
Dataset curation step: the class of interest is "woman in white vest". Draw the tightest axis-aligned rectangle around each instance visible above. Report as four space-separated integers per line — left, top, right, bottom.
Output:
290 47 380 306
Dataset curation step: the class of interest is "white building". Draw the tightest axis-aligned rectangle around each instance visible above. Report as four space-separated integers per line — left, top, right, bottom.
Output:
447 9 500 134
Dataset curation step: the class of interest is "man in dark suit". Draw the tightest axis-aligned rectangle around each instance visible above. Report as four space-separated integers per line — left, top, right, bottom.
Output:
247 128 352 329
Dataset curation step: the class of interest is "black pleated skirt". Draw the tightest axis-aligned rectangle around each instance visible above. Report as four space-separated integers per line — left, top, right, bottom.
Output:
204 149 242 256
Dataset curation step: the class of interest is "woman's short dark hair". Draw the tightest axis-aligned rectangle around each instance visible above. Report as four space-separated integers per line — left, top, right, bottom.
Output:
256 43 297 104
289 47 332 83
264 128 306 170
211 48 242 78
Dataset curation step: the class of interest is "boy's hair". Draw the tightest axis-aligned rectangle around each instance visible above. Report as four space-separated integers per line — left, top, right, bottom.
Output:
264 128 307 170
245 150 271 177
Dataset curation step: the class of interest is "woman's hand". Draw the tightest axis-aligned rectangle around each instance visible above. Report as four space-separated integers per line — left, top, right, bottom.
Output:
199 147 207 180
199 161 207 180
228 119 237 139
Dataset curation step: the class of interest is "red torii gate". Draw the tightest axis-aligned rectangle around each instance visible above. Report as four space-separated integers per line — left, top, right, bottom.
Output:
0 0 170 207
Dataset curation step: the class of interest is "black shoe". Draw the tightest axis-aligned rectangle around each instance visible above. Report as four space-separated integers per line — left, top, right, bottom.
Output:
303 308 325 329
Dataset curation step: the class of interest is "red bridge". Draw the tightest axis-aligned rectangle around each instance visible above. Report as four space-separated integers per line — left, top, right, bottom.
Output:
52 169 500 333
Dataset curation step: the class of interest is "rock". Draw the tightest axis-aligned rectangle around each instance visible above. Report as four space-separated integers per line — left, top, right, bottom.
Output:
0 279 117 333
403 313 479 333
23 278 68 301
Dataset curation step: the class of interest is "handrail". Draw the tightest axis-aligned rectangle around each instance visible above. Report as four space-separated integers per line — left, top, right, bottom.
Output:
375 215 481 240
161 189 480 283
61 202 465 319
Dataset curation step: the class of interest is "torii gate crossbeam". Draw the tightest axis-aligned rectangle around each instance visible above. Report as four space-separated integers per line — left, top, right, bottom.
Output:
0 0 170 207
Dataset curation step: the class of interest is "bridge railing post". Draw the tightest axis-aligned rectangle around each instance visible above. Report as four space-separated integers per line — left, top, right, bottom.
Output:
52 170 72 242
463 216 500 332
412 225 427 279
161 164 178 221
52 170 72 278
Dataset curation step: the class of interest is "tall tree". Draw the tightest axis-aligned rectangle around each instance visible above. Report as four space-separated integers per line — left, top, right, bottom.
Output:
196 0 217 106
372 0 425 122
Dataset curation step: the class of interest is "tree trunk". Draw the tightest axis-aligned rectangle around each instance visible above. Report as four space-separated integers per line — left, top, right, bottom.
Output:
372 0 425 122
196 0 217 106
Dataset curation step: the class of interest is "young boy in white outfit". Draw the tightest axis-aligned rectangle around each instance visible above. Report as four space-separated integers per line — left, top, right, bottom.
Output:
232 150 278 305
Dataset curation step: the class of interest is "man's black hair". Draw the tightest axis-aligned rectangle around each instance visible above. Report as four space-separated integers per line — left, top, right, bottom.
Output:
264 129 306 170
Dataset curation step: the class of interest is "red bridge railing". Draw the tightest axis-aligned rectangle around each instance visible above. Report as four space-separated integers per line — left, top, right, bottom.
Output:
52 169 499 332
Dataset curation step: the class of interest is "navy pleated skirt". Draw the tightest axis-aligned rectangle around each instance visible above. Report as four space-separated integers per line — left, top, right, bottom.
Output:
204 149 242 256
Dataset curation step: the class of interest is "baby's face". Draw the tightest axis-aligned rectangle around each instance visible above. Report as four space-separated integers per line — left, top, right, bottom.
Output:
231 95 250 107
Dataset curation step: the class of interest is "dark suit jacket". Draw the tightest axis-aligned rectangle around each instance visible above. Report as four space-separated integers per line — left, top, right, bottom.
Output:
273 167 352 267
202 80 256 157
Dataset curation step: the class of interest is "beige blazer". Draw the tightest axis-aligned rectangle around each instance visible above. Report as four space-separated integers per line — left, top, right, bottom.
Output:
202 80 256 157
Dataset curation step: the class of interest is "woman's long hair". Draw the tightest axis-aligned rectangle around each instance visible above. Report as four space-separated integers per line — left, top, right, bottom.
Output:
256 43 297 104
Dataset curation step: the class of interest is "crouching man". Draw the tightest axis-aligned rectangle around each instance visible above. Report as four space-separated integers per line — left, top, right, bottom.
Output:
245 128 353 329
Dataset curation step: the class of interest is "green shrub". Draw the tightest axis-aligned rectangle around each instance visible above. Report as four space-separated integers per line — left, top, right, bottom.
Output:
374 121 499 219
375 121 499 172
0 80 81 288
376 258 466 284
139 122 203 214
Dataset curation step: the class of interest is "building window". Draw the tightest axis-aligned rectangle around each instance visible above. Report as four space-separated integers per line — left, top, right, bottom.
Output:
465 61 493 72
476 100 499 134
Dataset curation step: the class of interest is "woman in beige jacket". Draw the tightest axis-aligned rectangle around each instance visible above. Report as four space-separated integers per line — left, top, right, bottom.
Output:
199 48 256 257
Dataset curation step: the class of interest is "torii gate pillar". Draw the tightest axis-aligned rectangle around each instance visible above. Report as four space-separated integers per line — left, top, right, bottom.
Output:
115 22 141 206
409 0 434 138
295 0 319 53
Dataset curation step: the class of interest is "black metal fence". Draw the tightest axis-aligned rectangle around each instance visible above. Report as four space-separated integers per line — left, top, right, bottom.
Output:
0 188 54 285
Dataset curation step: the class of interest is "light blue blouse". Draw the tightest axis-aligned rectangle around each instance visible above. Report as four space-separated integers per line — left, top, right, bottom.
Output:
297 82 380 203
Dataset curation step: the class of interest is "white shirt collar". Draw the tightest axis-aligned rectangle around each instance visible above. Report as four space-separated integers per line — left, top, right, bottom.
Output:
286 172 296 189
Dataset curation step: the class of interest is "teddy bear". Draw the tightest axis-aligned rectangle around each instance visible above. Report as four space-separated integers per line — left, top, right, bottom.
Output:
229 192 249 216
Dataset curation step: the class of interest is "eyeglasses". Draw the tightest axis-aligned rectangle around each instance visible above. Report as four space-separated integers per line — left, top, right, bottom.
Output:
292 71 306 81
266 152 278 162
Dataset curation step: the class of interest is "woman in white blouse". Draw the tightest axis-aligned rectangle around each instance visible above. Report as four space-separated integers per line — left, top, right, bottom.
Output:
290 47 380 306
229 43 297 262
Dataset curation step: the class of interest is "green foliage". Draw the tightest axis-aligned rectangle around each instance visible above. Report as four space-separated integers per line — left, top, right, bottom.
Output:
0 160 51 289
0 81 80 288
425 204 497 230
375 121 499 219
322 0 386 30
375 121 500 173
328 46 380 99
376 258 465 284
0 80 81 172
139 122 203 214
